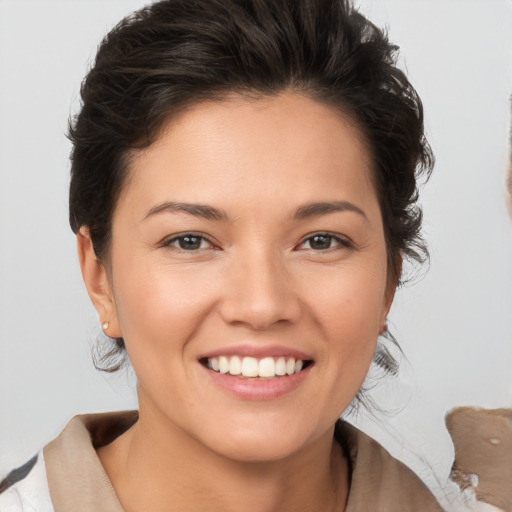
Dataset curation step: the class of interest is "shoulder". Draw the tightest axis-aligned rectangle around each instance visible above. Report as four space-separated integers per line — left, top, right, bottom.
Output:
0 452 54 512
0 412 135 512
446 407 512 512
336 421 443 512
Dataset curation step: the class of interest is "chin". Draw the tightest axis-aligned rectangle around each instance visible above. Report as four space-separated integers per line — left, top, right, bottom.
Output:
210 434 309 463
197 414 327 463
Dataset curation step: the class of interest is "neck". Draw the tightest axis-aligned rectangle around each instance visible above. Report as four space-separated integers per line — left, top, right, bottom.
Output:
97 403 349 512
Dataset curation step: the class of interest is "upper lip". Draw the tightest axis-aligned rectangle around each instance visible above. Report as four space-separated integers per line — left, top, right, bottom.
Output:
198 344 313 361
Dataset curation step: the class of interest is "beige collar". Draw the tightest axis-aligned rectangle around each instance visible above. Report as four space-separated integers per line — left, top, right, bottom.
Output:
44 411 441 512
44 411 137 512
338 422 442 511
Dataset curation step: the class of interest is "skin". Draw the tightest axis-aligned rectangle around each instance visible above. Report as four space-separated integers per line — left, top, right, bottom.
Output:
78 92 395 512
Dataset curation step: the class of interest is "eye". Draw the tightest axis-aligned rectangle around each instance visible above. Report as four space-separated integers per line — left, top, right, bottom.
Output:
162 233 213 251
298 233 350 251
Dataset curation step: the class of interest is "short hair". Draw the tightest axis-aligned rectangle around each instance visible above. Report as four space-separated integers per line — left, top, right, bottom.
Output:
68 0 434 373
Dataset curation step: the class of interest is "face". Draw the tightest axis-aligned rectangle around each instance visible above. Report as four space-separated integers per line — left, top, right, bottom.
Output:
80 92 394 462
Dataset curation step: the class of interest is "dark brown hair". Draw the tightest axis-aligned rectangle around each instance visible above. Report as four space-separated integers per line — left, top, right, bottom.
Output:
68 0 434 373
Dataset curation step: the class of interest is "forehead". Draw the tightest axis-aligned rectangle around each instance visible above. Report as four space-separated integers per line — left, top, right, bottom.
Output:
119 92 378 218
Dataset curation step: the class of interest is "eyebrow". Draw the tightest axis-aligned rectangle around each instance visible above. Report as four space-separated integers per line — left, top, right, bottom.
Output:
144 201 228 221
293 201 368 222
144 200 368 223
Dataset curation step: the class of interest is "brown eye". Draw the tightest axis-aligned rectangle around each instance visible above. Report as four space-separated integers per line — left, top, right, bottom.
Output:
298 233 351 251
307 235 333 250
178 236 203 250
164 234 212 251
303 235 338 251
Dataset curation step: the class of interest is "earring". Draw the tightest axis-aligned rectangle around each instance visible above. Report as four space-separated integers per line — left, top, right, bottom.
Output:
102 321 109 331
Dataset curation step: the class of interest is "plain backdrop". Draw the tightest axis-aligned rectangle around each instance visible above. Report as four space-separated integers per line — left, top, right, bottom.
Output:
1 0 511 504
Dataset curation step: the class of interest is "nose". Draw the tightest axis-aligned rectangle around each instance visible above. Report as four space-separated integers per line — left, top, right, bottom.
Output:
219 249 302 330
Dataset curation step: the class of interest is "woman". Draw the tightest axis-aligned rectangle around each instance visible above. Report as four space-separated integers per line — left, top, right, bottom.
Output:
0 0 441 510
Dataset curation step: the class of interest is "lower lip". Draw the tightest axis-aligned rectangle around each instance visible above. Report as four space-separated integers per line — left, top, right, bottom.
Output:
202 364 312 401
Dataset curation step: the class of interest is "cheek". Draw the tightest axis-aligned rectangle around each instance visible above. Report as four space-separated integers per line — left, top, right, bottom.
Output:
313 262 387 332
308 261 388 372
110 257 220 365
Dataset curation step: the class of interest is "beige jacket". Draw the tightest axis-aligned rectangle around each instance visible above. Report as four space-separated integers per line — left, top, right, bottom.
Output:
2 411 443 511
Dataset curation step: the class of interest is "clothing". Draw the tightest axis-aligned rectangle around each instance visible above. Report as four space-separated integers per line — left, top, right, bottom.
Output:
446 407 512 512
0 411 442 511
0 454 52 512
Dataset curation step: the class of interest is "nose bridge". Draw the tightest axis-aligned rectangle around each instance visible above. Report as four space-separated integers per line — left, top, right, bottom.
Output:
220 244 300 329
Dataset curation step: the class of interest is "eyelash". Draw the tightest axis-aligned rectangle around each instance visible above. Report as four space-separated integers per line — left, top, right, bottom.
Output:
160 231 352 253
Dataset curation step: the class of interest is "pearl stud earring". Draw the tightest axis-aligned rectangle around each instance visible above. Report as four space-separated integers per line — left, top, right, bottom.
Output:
102 321 109 331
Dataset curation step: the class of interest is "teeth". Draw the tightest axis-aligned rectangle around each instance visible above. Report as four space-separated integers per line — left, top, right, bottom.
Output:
206 356 306 378
218 356 229 374
229 356 242 375
241 357 259 377
258 357 275 378
275 357 286 376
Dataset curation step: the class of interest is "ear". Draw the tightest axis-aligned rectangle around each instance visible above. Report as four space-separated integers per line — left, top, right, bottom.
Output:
76 227 122 338
380 253 402 333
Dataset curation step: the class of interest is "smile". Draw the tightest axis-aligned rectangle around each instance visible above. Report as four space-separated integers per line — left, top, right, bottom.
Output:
202 356 312 378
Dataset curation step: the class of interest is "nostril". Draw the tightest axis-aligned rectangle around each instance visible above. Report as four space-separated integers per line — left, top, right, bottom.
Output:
219 294 302 331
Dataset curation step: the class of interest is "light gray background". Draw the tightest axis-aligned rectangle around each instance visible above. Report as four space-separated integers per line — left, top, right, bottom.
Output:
1 0 511 502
